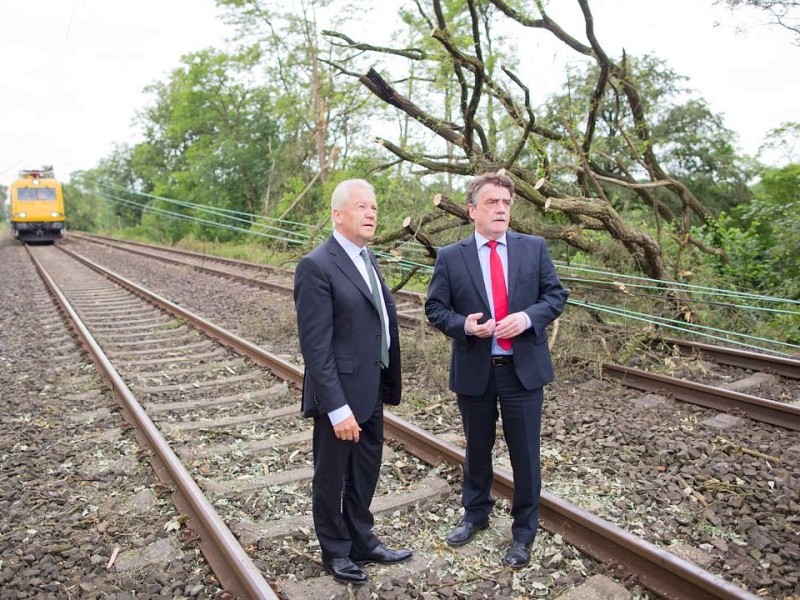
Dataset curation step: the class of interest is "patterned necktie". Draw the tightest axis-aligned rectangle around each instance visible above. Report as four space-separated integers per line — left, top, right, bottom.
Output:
361 249 389 368
487 240 511 350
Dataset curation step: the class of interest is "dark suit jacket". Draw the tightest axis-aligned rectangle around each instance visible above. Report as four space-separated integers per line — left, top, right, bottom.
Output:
294 236 402 422
425 232 567 395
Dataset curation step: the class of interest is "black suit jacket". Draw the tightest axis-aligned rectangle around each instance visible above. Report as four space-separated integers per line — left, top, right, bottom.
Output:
294 236 402 422
425 232 567 395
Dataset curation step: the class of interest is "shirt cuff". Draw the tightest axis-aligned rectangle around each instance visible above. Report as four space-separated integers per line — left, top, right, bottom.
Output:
328 404 353 426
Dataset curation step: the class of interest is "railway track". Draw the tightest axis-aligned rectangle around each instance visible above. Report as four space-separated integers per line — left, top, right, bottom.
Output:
28 245 280 599
20 241 800 597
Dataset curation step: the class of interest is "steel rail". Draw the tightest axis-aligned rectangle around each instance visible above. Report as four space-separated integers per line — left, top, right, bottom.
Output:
60 246 302 383
31 247 279 600
71 232 293 294
662 336 800 380
60 247 760 600
603 363 800 431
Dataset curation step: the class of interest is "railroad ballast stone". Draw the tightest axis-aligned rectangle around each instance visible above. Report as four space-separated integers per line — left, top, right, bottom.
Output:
0 237 222 599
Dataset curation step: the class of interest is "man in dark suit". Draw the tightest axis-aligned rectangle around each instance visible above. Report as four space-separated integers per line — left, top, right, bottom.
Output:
425 171 567 568
293 179 412 585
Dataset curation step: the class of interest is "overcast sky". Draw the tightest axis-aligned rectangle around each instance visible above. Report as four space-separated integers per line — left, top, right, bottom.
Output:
1 0 798 184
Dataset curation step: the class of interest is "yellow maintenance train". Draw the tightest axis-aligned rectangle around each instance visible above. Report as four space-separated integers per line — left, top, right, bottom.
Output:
8 169 66 243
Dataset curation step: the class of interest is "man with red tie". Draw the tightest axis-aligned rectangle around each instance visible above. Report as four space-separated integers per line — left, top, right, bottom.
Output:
425 171 568 568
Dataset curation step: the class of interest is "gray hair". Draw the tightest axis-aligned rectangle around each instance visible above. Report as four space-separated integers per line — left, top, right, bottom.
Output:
331 179 375 213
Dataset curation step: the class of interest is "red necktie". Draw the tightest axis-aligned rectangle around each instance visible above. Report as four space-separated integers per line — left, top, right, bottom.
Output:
487 240 511 350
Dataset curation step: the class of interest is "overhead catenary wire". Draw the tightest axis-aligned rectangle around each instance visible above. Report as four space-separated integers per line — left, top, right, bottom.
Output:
100 192 305 245
570 298 799 356
95 180 310 242
559 264 800 306
561 276 800 315
92 180 433 271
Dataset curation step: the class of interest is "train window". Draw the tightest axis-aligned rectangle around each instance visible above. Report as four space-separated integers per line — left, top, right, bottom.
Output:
17 187 57 201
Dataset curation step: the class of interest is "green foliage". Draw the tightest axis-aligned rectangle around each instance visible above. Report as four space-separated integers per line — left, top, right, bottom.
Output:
743 164 800 293
538 55 754 216
84 144 150 228
0 184 7 222
66 167 131 231
759 121 800 165
273 175 324 224
708 212 774 289
139 200 191 243
136 47 280 219
697 163 800 341
216 0 377 172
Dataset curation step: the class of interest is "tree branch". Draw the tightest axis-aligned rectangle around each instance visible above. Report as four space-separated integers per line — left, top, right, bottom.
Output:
360 68 466 148
322 30 426 60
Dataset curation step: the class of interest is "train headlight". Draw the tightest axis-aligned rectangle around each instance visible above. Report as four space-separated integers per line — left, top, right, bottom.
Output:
16 212 27 218
50 211 59 218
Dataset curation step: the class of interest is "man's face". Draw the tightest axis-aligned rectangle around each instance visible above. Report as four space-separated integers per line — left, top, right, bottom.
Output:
333 186 378 247
468 183 512 240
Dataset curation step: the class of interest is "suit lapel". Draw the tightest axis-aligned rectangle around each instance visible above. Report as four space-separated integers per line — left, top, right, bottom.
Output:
506 232 522 303
327 237 373 304
459 235 491 313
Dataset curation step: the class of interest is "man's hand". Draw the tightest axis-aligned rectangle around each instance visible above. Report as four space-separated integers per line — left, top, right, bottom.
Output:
333 414 361 443
495 312 527 340
465 312 495 338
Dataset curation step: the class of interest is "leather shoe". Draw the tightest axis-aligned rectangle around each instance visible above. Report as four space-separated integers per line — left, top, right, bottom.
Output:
322 556 368 585
502 541 531 568
446 518 489 547
352 544 412 565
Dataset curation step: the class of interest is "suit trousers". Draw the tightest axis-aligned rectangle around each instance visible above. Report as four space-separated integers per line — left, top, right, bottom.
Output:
457 362 544 544
311 396 383 559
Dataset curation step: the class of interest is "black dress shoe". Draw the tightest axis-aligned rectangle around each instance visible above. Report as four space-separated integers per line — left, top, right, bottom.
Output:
322 556 368 584
446 518 489 547
352 544 412 565
502 541 531 568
